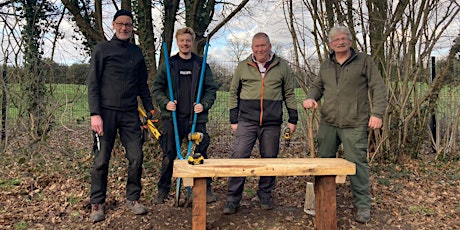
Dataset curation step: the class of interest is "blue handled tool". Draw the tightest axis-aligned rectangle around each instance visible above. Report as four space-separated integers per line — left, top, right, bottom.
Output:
182 37 210 206
185 36 210 159
162 34 184 206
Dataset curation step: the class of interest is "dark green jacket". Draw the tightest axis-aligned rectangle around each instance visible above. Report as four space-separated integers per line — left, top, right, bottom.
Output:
229 54 298 126
152 53 217 123
307 48 387 128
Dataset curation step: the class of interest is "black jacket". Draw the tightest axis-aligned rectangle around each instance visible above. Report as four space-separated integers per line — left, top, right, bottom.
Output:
87 35 153 115
152 53 217 123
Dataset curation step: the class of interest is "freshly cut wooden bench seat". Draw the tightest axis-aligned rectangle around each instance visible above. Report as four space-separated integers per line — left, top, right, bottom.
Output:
173 158 356 230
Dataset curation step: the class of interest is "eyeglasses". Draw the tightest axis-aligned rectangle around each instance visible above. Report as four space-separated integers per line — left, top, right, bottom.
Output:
331 37 350 43
114 22 134 28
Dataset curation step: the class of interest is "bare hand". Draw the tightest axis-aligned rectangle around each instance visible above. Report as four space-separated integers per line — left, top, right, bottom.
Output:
303 99 318 109
368 116 383 129
166 100 177 111
287 123 296 133
231 124 238 132
91 115 104 136
194 103 203 113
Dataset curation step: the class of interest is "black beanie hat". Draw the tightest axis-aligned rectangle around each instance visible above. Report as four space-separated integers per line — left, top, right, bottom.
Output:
113 9 133 21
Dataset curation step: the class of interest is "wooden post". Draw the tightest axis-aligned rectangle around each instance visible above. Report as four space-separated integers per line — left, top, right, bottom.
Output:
192 178 207 230
314 176 337 230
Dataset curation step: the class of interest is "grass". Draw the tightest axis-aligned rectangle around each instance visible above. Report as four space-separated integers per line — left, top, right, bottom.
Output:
1 83 459 133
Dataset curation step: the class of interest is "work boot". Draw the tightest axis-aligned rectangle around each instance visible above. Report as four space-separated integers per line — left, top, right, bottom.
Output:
355 208 371 223
152 192 168 204
206 187 217 203
223 202 239 214
125 200 148 215
259 197 273 210
90 203 105 223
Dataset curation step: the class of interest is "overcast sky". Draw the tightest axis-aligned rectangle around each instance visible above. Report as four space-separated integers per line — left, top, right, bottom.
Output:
41 1 460 65
46 1 315 65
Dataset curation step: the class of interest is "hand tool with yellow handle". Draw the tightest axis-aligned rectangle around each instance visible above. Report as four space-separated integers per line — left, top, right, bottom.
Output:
138 106 161 140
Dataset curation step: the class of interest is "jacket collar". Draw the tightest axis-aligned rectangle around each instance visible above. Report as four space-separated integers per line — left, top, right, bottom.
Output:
329 47 357 64
111 34 131 46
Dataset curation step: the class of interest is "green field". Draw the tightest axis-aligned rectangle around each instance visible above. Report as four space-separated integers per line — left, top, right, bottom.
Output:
2 84 458 133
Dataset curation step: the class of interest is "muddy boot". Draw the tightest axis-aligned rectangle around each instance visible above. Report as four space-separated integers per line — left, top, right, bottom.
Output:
125 200 148 215
355 208 371 223
90 203 105 223
223 202 239 214
152 192 168 204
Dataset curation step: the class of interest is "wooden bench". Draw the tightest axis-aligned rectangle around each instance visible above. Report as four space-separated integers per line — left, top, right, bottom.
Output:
173 158 356 230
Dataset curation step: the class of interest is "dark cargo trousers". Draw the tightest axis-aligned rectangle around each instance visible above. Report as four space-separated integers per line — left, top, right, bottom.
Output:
226 121 281 204
317 123 371 209
90 108 144 204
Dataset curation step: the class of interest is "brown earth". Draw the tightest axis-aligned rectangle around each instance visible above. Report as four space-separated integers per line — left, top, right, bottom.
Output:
0 127 459 230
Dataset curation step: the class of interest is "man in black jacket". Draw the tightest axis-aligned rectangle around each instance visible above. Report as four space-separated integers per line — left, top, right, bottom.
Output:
86 9 154 222
151 27 218 204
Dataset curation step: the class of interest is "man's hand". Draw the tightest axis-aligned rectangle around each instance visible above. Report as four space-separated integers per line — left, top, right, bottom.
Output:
166 100 177 111
303 99 318 109
368 116 383 129
287 122 296 133
194 103 203 113
91 115 104 136
231 124 238 132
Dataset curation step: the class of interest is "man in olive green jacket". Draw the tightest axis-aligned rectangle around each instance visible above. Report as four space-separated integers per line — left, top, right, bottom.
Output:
303 25 387 224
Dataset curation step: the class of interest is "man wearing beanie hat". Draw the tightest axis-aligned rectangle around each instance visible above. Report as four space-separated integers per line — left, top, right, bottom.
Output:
87 9 154 222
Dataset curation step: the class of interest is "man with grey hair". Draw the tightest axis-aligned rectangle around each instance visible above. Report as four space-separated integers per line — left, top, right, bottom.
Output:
303 25 387 223
225 32 298 214
87 9 153 222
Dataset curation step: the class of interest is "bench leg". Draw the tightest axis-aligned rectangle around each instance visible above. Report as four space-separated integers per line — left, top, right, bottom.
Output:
314 176 337 230
192 178 207 230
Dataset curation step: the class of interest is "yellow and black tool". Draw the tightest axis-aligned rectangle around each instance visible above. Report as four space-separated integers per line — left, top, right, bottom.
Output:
283 126 291 147
187 153 204 165
187 132 204 165
138 106 161 140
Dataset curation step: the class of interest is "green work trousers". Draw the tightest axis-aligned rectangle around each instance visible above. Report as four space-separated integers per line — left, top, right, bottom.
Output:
317 123 371 209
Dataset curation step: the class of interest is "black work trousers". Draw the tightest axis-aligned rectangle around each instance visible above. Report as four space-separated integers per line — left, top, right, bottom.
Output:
90 108 144 204
157 118 211 194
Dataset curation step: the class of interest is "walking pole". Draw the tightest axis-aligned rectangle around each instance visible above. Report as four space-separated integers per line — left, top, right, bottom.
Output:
162 34 183 206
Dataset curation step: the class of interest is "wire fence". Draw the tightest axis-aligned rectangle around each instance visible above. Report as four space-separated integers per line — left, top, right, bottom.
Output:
1 60 459 154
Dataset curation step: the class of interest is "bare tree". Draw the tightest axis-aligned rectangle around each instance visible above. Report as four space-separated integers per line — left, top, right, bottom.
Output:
226 37 250 62
285 0 460 162
184 0 250 56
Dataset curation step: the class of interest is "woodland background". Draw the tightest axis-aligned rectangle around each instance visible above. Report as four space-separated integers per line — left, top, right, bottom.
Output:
0 0 459 229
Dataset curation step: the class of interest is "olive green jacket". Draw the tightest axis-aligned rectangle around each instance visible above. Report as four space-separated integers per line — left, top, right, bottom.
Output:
307 48 387 128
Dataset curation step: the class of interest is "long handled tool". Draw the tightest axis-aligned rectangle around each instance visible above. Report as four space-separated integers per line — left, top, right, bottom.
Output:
162 34 184 206
304 107 316 215
182 37 210 205
307 107 316 158
185 36 210 159
162 34 182 160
